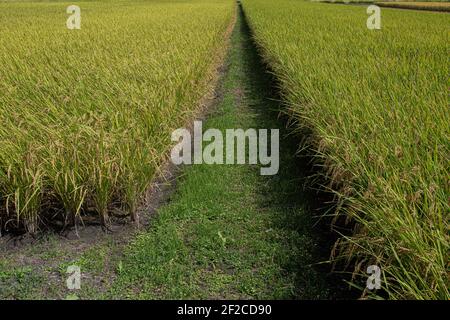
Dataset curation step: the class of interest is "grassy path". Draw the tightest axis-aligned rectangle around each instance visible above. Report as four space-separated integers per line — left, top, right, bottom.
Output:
107 6 340 299
0 5 344 300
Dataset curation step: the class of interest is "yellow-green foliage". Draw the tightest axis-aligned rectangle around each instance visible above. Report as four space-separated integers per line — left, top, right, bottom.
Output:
242 0 449 299
377 2 450 12
0 0 234 232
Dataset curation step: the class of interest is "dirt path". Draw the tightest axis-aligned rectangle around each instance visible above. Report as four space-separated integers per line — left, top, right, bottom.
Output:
0 5 346 300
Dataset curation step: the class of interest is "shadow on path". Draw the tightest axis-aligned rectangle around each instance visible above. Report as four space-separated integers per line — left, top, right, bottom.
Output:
236 3 352 299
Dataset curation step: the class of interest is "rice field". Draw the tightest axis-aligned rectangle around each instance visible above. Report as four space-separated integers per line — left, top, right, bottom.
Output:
241 0 449 299
377 2 450 12
0 0 234 233
1 0 448 301
313 1 450 12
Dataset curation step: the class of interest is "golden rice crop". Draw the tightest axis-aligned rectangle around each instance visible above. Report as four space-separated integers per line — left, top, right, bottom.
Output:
377 2 450 12
242 0 449 299
0 0 234 233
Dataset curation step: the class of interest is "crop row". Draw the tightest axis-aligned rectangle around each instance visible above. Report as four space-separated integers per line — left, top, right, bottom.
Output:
0 0 234 233
242 0 448 299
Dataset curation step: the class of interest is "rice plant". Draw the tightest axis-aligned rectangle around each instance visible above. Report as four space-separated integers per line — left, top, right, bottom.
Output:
242 0 449 299
0 0 235 233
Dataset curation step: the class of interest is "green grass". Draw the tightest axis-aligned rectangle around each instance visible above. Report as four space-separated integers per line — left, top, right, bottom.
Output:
0 233 128 299
0 261 45 299
242 0 449 299
107 7 339 300
0 0 234 233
